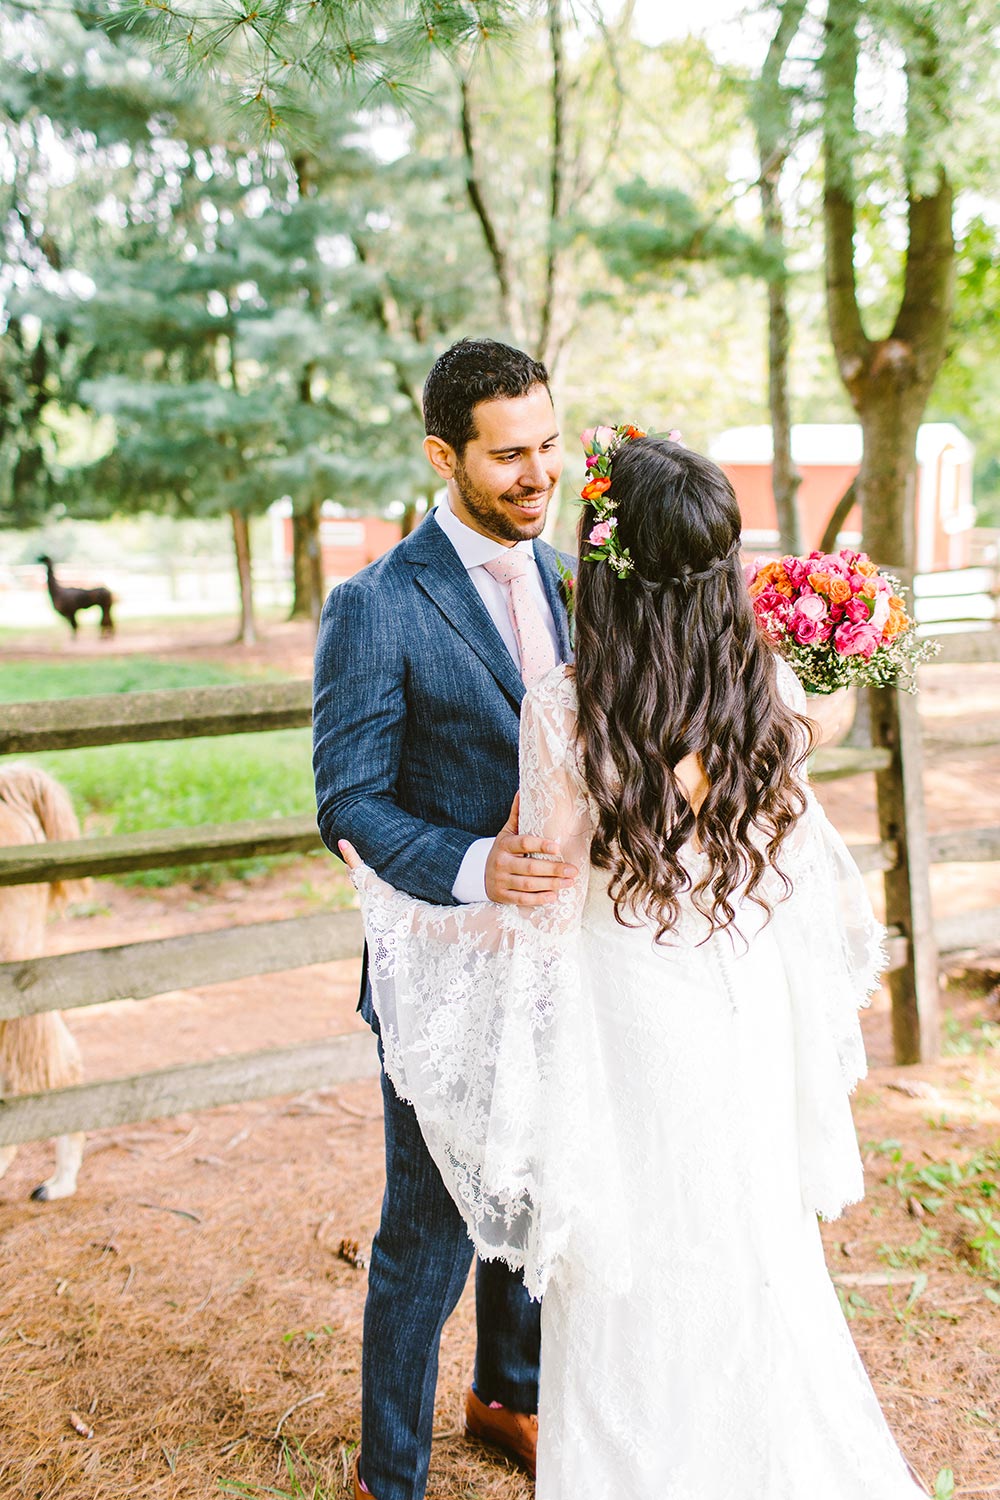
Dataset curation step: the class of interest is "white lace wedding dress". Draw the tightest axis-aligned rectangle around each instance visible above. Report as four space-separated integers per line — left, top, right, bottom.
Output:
351 662 926 1500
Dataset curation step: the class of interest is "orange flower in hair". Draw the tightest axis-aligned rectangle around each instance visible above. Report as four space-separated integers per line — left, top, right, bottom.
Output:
581 476 612 501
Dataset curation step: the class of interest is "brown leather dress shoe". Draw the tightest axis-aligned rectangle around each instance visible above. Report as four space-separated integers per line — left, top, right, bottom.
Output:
353 1457 375 1500
464 1385 538 1480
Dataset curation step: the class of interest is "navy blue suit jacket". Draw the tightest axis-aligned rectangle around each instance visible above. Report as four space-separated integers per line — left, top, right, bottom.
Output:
312 509 574 1019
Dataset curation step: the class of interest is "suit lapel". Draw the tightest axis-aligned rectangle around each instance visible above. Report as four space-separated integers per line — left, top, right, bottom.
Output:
405 514 526 708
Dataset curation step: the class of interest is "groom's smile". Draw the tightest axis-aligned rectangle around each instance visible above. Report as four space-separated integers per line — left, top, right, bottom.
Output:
423 383 563 546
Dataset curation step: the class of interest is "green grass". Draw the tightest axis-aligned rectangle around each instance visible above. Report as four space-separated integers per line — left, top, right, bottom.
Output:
871 1144 1000 1287
1 656 319 886
0 656 252 702
219 1436 351 1498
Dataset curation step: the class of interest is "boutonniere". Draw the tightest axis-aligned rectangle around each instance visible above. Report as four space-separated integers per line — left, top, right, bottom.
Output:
556 556 576 646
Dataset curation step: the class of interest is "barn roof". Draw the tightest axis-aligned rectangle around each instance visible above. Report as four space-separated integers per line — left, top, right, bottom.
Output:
709 422 973 466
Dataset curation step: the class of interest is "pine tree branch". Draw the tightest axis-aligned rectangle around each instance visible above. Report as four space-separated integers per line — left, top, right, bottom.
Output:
538 0 567 366
458 69 519 338
568 0 628 204
351 234 424 422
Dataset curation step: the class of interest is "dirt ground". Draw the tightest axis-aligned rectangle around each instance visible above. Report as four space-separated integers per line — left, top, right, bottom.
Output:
1 621 999 1499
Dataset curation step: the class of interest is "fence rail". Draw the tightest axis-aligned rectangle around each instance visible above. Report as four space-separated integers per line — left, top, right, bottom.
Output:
0 679 311 755
0 909 363 1021
1 627 998 1150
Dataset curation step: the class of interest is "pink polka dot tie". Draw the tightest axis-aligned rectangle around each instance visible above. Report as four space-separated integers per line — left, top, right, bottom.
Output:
483 552 558 687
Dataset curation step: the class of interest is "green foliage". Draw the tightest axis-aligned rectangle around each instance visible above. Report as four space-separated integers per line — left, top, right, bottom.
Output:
929 216 1000 524
942 1008 1000 1056
591 179 774 285
836 1287 877 1320
934 1467 956 1500
110 0 519 136
883 1147 1000 1285
878 1228 947 1269
282 1325 334 1346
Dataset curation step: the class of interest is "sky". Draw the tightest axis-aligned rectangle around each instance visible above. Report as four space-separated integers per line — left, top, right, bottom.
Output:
631 0 774 65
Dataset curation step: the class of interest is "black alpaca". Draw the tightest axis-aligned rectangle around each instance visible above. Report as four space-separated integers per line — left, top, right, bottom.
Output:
38 556 115 637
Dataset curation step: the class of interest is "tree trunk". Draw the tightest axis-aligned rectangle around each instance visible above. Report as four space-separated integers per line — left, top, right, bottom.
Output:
289 502 324 625
292 503 324 626
818 480 857 556
754 0 807 556
460 74 521 343
763 174 804 555
858 396 924 577
538 0 568 370
820 0 955 1065
230 508 257 646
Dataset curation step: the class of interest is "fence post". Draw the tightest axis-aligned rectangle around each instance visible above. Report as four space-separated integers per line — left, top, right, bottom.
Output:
869 684 940 1063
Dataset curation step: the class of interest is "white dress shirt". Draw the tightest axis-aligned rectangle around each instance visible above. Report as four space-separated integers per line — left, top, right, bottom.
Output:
432 499 560 903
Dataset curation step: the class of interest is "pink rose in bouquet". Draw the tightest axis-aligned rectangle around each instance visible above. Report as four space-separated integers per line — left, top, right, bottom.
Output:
869 589 891 632
791 592 831 645
833 620 881 658
812 551 851 578
794 592 828 622
791 614 828 646
842 596 870 624
783 555 812 590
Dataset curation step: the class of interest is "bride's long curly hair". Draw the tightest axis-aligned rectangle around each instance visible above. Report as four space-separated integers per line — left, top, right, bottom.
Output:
574 435 812 942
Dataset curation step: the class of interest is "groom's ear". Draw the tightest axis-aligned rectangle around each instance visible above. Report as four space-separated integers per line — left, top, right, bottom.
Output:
423 434 457 481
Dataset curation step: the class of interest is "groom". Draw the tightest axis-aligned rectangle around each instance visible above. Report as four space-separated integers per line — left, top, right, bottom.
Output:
313 338 577 1500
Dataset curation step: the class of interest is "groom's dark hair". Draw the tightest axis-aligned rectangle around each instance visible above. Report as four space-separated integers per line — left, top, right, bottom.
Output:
423 338 550 455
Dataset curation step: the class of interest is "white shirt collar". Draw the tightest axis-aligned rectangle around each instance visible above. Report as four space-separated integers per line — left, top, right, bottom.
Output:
433 497 537 571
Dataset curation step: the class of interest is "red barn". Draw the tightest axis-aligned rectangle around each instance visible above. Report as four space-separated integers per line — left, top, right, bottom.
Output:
269 500 403 582
710 423 975 570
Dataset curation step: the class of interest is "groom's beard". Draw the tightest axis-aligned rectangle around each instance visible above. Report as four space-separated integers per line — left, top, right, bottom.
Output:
453 460 551 544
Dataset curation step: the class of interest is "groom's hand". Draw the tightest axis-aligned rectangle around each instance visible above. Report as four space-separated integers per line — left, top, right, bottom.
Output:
485 793 578 906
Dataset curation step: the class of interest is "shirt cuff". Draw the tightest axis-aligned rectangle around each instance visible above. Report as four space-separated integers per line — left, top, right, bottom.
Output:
451 837 493 904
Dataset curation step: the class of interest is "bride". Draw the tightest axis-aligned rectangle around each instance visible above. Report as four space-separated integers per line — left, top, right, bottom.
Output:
340 431 928 1499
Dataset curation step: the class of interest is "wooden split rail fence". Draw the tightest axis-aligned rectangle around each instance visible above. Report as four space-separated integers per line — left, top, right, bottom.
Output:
0 635 998 1151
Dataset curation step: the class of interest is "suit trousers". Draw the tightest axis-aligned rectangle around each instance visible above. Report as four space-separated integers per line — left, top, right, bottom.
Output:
361 1049 541 1500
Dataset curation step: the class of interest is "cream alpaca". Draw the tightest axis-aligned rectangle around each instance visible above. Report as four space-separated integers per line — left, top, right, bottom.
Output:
0 764 87 1200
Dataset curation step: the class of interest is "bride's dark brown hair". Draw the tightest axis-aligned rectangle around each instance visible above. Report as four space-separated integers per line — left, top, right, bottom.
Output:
574 435 812 942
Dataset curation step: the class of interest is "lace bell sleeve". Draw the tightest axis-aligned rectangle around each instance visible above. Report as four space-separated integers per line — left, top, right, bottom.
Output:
349 668 598 1295
770 654 889 1218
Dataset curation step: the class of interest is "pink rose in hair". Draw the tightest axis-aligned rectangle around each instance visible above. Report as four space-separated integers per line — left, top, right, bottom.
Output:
585 453 602 469
588 520 616 546
834 620 880 658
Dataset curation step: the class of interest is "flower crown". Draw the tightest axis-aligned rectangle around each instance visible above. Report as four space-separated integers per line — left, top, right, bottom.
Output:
579 423 681 578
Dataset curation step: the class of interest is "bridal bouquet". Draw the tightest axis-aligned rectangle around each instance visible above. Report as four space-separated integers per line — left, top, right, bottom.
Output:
745 547 939 694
